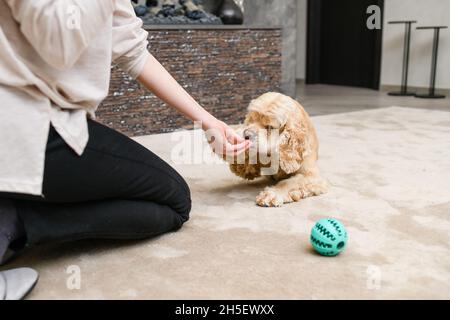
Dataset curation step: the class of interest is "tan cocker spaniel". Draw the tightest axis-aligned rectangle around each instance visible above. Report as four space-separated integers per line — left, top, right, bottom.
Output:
228 92 328 207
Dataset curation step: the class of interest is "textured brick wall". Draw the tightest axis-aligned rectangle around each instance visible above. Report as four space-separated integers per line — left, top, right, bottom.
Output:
97 27 282 136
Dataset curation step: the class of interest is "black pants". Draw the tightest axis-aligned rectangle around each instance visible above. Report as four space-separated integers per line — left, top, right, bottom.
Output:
0 120 191 247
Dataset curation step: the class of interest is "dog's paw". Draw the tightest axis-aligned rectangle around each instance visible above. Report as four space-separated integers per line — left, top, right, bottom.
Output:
256 189 284 207
308 179 330 196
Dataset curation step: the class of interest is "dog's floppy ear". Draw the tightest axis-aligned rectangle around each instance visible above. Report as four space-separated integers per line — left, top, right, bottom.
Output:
278 125 303 174
278 103 313 174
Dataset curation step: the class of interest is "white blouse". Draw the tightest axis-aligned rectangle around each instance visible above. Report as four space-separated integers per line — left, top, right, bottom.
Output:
0 0 150 196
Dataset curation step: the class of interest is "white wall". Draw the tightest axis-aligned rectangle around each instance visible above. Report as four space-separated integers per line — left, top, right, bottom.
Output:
382 0 450 89
296 0 307 80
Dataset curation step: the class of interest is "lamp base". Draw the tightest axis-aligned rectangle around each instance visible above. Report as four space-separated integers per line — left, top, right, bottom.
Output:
415 93 446 99
388 91 416 96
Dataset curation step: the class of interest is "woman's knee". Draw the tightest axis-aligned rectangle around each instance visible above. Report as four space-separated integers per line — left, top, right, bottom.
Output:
167 169 191 223
181 200 191 224
160 174 191 225
177 187 191 224
168 194 190 234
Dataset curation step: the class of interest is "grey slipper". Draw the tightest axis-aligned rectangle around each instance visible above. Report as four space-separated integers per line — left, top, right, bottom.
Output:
0 268 39 300
0 272 5 300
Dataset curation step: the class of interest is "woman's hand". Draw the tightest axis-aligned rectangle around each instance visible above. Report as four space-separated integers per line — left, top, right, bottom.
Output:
202 116 251 156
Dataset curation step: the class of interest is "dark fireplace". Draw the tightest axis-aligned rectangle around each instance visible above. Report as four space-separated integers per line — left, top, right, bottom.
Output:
131 0 244 25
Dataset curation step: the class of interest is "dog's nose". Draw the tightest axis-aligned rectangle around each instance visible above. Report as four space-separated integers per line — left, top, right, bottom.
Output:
243 129 256 141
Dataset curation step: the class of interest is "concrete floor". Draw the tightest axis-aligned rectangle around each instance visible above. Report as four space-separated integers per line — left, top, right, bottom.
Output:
297 83 450 116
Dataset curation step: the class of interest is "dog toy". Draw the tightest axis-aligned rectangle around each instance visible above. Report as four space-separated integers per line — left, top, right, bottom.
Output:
310 218 348 256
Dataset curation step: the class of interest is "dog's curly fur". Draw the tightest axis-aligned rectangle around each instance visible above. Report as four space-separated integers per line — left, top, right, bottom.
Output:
228 92 328 207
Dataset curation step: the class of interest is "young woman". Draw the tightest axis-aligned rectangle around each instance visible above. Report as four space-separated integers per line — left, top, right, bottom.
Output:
0 0 250 270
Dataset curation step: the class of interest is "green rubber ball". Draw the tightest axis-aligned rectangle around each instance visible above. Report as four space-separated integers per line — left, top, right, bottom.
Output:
310 218 348 256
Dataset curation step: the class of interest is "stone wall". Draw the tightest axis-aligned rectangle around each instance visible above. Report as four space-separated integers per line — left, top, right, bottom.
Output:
243 0 297 97
97 26 282 136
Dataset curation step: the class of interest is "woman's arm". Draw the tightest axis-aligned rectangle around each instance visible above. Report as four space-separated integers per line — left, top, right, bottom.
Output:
137 54 250 156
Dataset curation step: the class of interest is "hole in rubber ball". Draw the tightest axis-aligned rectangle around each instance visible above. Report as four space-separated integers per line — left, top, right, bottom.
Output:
337 241 345 250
